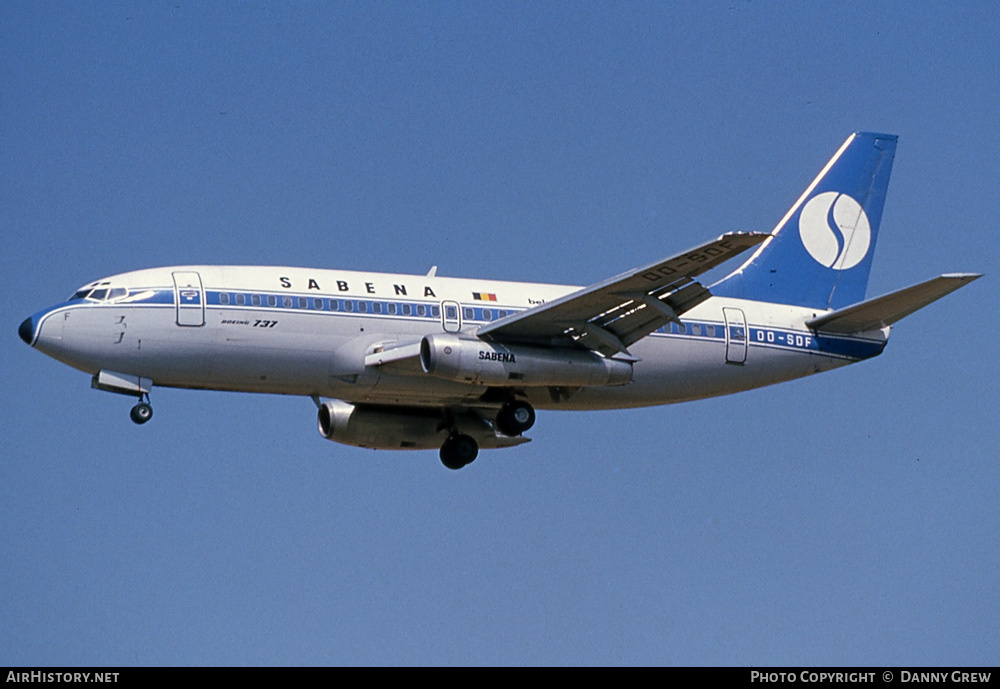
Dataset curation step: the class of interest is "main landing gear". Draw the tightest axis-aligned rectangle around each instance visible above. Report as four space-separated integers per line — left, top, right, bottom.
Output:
440 433 478 470
437 400 536 470
129 394 153 425
495 400 535 437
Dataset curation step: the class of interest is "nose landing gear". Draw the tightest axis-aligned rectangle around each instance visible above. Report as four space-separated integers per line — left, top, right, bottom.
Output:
129 394 153 425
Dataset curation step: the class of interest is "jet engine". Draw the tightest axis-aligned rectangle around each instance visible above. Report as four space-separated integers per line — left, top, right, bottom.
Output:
419 333 632 387
317 400 528 451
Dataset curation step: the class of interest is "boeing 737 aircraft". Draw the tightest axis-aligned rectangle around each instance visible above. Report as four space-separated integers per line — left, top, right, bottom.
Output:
19 133 980 468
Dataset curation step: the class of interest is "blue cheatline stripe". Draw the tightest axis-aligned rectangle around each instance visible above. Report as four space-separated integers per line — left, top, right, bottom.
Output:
50 287 884 361
204 289 522 324
649 321 883 361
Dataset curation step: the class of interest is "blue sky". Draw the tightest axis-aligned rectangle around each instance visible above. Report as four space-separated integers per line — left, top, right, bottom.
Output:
2 1 997 666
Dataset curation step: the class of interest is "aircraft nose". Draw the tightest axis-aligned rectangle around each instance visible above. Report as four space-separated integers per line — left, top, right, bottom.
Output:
18 316 34 345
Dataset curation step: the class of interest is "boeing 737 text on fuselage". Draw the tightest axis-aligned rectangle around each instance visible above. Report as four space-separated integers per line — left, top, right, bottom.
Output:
19 133 980 469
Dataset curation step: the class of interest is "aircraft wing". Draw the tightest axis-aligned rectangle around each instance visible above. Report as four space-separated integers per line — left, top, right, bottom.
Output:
478 232 768 357
364 341 422 367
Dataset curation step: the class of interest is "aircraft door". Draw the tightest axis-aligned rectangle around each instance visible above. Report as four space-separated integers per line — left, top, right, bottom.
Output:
441 300 462 333
173 271 205 327
723 307 747 364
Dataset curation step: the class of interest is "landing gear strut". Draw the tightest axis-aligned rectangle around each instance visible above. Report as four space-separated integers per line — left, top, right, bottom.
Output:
129 394 153 425
496 400 535 436
440 433 478 470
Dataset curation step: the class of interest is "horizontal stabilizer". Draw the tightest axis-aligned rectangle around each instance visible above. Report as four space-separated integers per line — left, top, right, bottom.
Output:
806 273 981 333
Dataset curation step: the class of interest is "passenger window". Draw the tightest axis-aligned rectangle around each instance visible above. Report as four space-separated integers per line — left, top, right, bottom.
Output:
236 294 246 306
282 296 293 308
401 304 411 316
372 302 382 314
463 308 474 320
251 295 262 306
358 302 368 313
267 295 277 307
220 293 230 305
431 305 440 318
313 298 323 309
446 305 457 319
416 304 426 317
482 309 492 321
387 303 396 315
706 325 715 337
691 324 701 336
298 297 307 309
344 301 353 312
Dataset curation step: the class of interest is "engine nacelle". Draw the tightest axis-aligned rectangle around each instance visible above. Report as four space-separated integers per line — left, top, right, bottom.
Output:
317 400 528 451
419 333 632 387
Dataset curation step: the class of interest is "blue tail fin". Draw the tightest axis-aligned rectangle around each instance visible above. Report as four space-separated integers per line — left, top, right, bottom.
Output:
713 132 897 310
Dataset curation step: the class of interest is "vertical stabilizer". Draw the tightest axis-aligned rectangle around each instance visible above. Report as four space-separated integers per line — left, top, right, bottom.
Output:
713 132 897 310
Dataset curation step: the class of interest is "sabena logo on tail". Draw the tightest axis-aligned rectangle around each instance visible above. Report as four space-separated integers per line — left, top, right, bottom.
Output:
798 191 871 270
713 132 897 311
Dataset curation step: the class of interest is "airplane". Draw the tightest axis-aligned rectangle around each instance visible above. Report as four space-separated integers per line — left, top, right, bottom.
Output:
18 132 981 469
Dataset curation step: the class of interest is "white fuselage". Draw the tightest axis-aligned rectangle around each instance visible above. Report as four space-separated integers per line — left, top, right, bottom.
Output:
24 265 887 412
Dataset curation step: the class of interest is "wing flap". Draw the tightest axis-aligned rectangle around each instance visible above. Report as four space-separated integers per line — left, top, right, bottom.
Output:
478 232 767 355
806 273 981 334
570 281 712 355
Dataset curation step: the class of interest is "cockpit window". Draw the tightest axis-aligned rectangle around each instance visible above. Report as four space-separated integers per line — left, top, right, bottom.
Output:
67 282 127 303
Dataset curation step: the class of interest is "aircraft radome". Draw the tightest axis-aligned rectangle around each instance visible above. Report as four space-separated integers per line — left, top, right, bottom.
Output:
19 133 981 469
